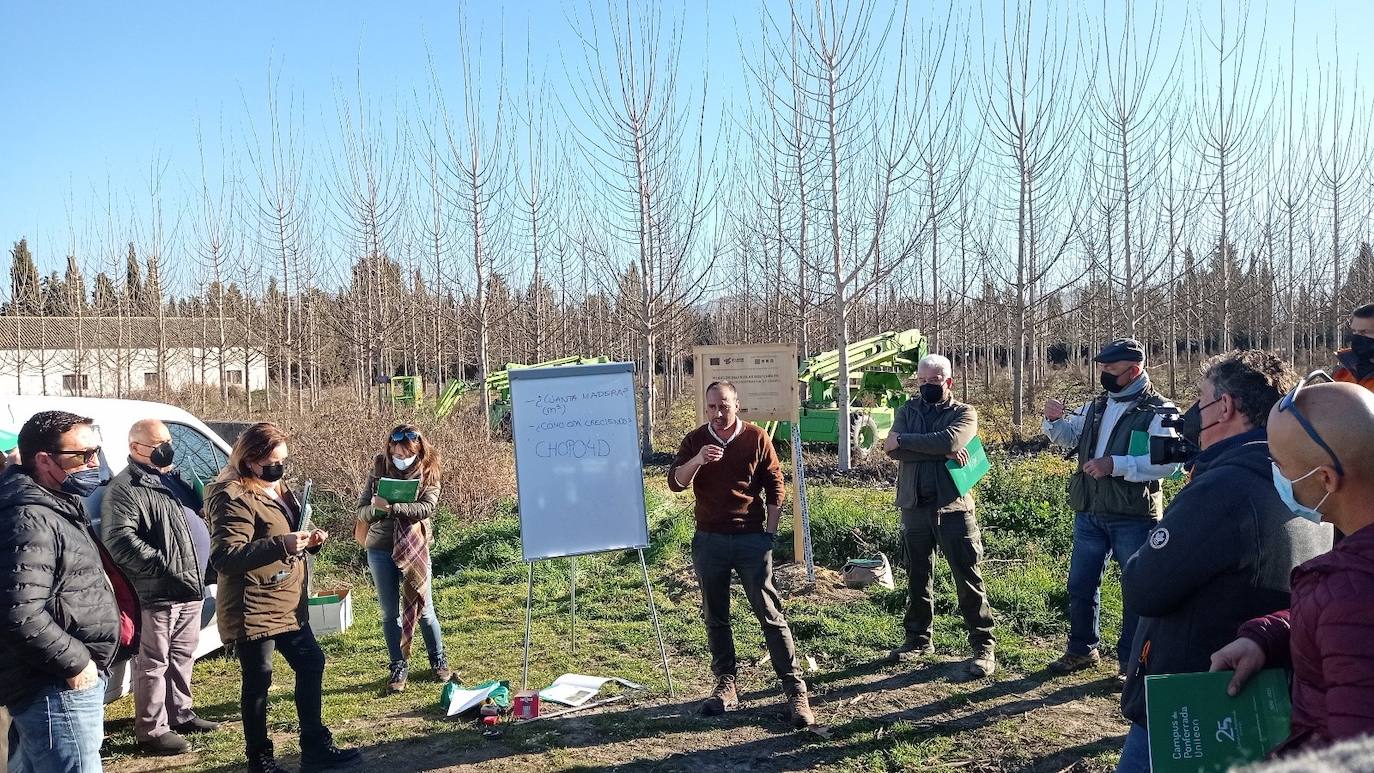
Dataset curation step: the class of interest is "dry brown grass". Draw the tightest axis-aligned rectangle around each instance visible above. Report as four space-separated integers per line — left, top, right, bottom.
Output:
156 386 517 524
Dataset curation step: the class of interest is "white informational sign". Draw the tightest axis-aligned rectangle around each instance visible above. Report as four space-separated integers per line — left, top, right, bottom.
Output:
509 362 650 562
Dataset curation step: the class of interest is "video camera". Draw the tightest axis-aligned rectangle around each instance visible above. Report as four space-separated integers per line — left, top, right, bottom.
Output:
1148 406 1200 465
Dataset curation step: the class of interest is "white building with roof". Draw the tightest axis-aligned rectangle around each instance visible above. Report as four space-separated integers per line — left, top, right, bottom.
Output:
0 315 268 396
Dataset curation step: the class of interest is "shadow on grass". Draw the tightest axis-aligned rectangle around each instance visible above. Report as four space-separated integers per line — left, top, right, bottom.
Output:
172 665 1102 773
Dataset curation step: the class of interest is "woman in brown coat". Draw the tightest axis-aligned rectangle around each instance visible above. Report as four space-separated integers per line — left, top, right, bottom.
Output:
207 422 361 773
353 424 449 693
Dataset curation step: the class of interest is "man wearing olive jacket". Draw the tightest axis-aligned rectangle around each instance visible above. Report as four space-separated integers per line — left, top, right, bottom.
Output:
102 419 219 755
884 354 996 679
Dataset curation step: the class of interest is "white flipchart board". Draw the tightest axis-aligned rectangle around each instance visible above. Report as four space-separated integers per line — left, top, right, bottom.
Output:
509 362 650 562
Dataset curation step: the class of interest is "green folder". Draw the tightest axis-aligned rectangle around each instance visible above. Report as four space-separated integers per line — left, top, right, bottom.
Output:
0 429 17 454
1131 430 1186 480
1145 669 1291 773
945 436 990 496
374 477 420 519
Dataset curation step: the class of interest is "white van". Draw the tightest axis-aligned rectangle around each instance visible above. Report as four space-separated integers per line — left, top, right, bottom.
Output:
0 395 230 703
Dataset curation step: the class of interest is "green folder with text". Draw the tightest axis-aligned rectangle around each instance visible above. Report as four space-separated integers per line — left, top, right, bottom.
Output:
1144 669 1291 773
373 477 420 519
945 436 990 496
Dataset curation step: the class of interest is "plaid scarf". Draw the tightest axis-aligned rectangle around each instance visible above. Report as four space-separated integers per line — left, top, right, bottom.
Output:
392 511 430 660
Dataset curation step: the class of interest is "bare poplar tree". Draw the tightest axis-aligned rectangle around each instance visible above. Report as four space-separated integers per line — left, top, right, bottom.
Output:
570 0 722 456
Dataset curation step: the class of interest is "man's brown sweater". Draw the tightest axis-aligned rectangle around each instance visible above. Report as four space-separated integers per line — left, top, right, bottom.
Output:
667 422 785 533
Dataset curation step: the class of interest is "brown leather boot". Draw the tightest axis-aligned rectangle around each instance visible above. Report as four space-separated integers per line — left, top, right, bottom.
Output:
787 689 816 729
700 674 738 716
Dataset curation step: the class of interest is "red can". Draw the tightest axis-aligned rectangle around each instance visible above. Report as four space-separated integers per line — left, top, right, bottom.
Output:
512 690 541 720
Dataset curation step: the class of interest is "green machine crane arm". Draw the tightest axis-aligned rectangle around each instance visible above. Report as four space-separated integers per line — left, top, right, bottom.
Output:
799 329 928 404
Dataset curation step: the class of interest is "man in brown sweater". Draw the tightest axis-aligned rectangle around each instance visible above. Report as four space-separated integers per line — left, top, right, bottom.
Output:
668 381 815 728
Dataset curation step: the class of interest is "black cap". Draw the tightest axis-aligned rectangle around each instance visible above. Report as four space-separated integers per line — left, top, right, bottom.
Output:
1093 338 1145 363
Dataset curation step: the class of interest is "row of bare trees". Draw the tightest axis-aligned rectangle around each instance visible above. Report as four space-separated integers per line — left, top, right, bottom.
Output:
7 0 1374 463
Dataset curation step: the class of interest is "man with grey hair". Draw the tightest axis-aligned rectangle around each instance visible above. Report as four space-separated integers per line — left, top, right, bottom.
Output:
883 353 996 678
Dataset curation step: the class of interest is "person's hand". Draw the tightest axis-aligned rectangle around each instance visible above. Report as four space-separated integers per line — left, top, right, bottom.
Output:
883 432 900 452
1044 398 1066 422
1082 457 1114 478
371 495 390 512
66 659 98 691
697 445 724 465
283 530 313 556
946 447 969 466
1209 637 1267 696
306 529 328 549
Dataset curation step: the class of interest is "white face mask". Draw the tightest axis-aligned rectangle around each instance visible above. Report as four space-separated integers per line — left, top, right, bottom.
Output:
393 455 417 471
1271 462 1330 523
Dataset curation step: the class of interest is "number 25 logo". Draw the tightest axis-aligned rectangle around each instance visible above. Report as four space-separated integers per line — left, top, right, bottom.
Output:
1216 716 1237 743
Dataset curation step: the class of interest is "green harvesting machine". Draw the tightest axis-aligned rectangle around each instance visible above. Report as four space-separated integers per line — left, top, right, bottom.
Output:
769 329 927 458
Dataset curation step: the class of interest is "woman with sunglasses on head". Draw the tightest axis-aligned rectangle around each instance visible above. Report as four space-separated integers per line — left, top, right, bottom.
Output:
354 424 450 693
207 422 361 773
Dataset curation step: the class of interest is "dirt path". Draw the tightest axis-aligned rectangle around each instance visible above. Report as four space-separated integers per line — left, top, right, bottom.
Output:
125 660 1124 772
106 657 1127 772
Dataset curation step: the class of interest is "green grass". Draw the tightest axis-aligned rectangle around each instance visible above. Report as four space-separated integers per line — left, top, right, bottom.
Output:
102 451 1126 771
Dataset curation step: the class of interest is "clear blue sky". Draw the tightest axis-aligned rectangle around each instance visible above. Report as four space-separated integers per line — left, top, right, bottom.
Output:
2 0 1371 289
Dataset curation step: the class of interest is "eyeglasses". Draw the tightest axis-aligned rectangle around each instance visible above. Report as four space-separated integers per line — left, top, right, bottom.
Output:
390 429 420 443
1277 370 1343 477
47 447 102 464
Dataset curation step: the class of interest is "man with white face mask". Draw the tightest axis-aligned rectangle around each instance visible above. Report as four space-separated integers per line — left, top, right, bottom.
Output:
1111 352 1330 773
1211 380 1374 758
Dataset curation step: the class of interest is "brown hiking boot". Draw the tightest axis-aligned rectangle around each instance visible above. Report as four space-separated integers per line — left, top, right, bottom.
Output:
700 674 738 716
1048 649 1100 674
787 690 816 729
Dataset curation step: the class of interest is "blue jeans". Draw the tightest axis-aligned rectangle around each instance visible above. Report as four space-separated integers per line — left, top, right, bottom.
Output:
1067 513 1153 669
1116 722 1150 773
367 548 445 665
7 677 107 773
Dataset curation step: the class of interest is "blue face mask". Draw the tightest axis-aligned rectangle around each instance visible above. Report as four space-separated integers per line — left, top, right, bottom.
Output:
60 466 103 498
1271 462 1329 523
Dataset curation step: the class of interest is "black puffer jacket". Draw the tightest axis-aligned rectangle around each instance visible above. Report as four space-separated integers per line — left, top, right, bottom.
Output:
0 466 125 707
1119 428 1333 726
101 459 206 605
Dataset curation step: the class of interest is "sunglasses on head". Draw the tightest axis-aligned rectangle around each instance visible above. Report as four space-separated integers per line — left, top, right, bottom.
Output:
390 429 420 443
48 447 101 464
1277 370 1344 477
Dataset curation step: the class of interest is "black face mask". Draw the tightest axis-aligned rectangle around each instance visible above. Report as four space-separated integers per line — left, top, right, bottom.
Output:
1100 370 1124 393
258 461 286 483
919 383 947 404
148 441 175 468
1350 333 1374 360
1171 397 1223 444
